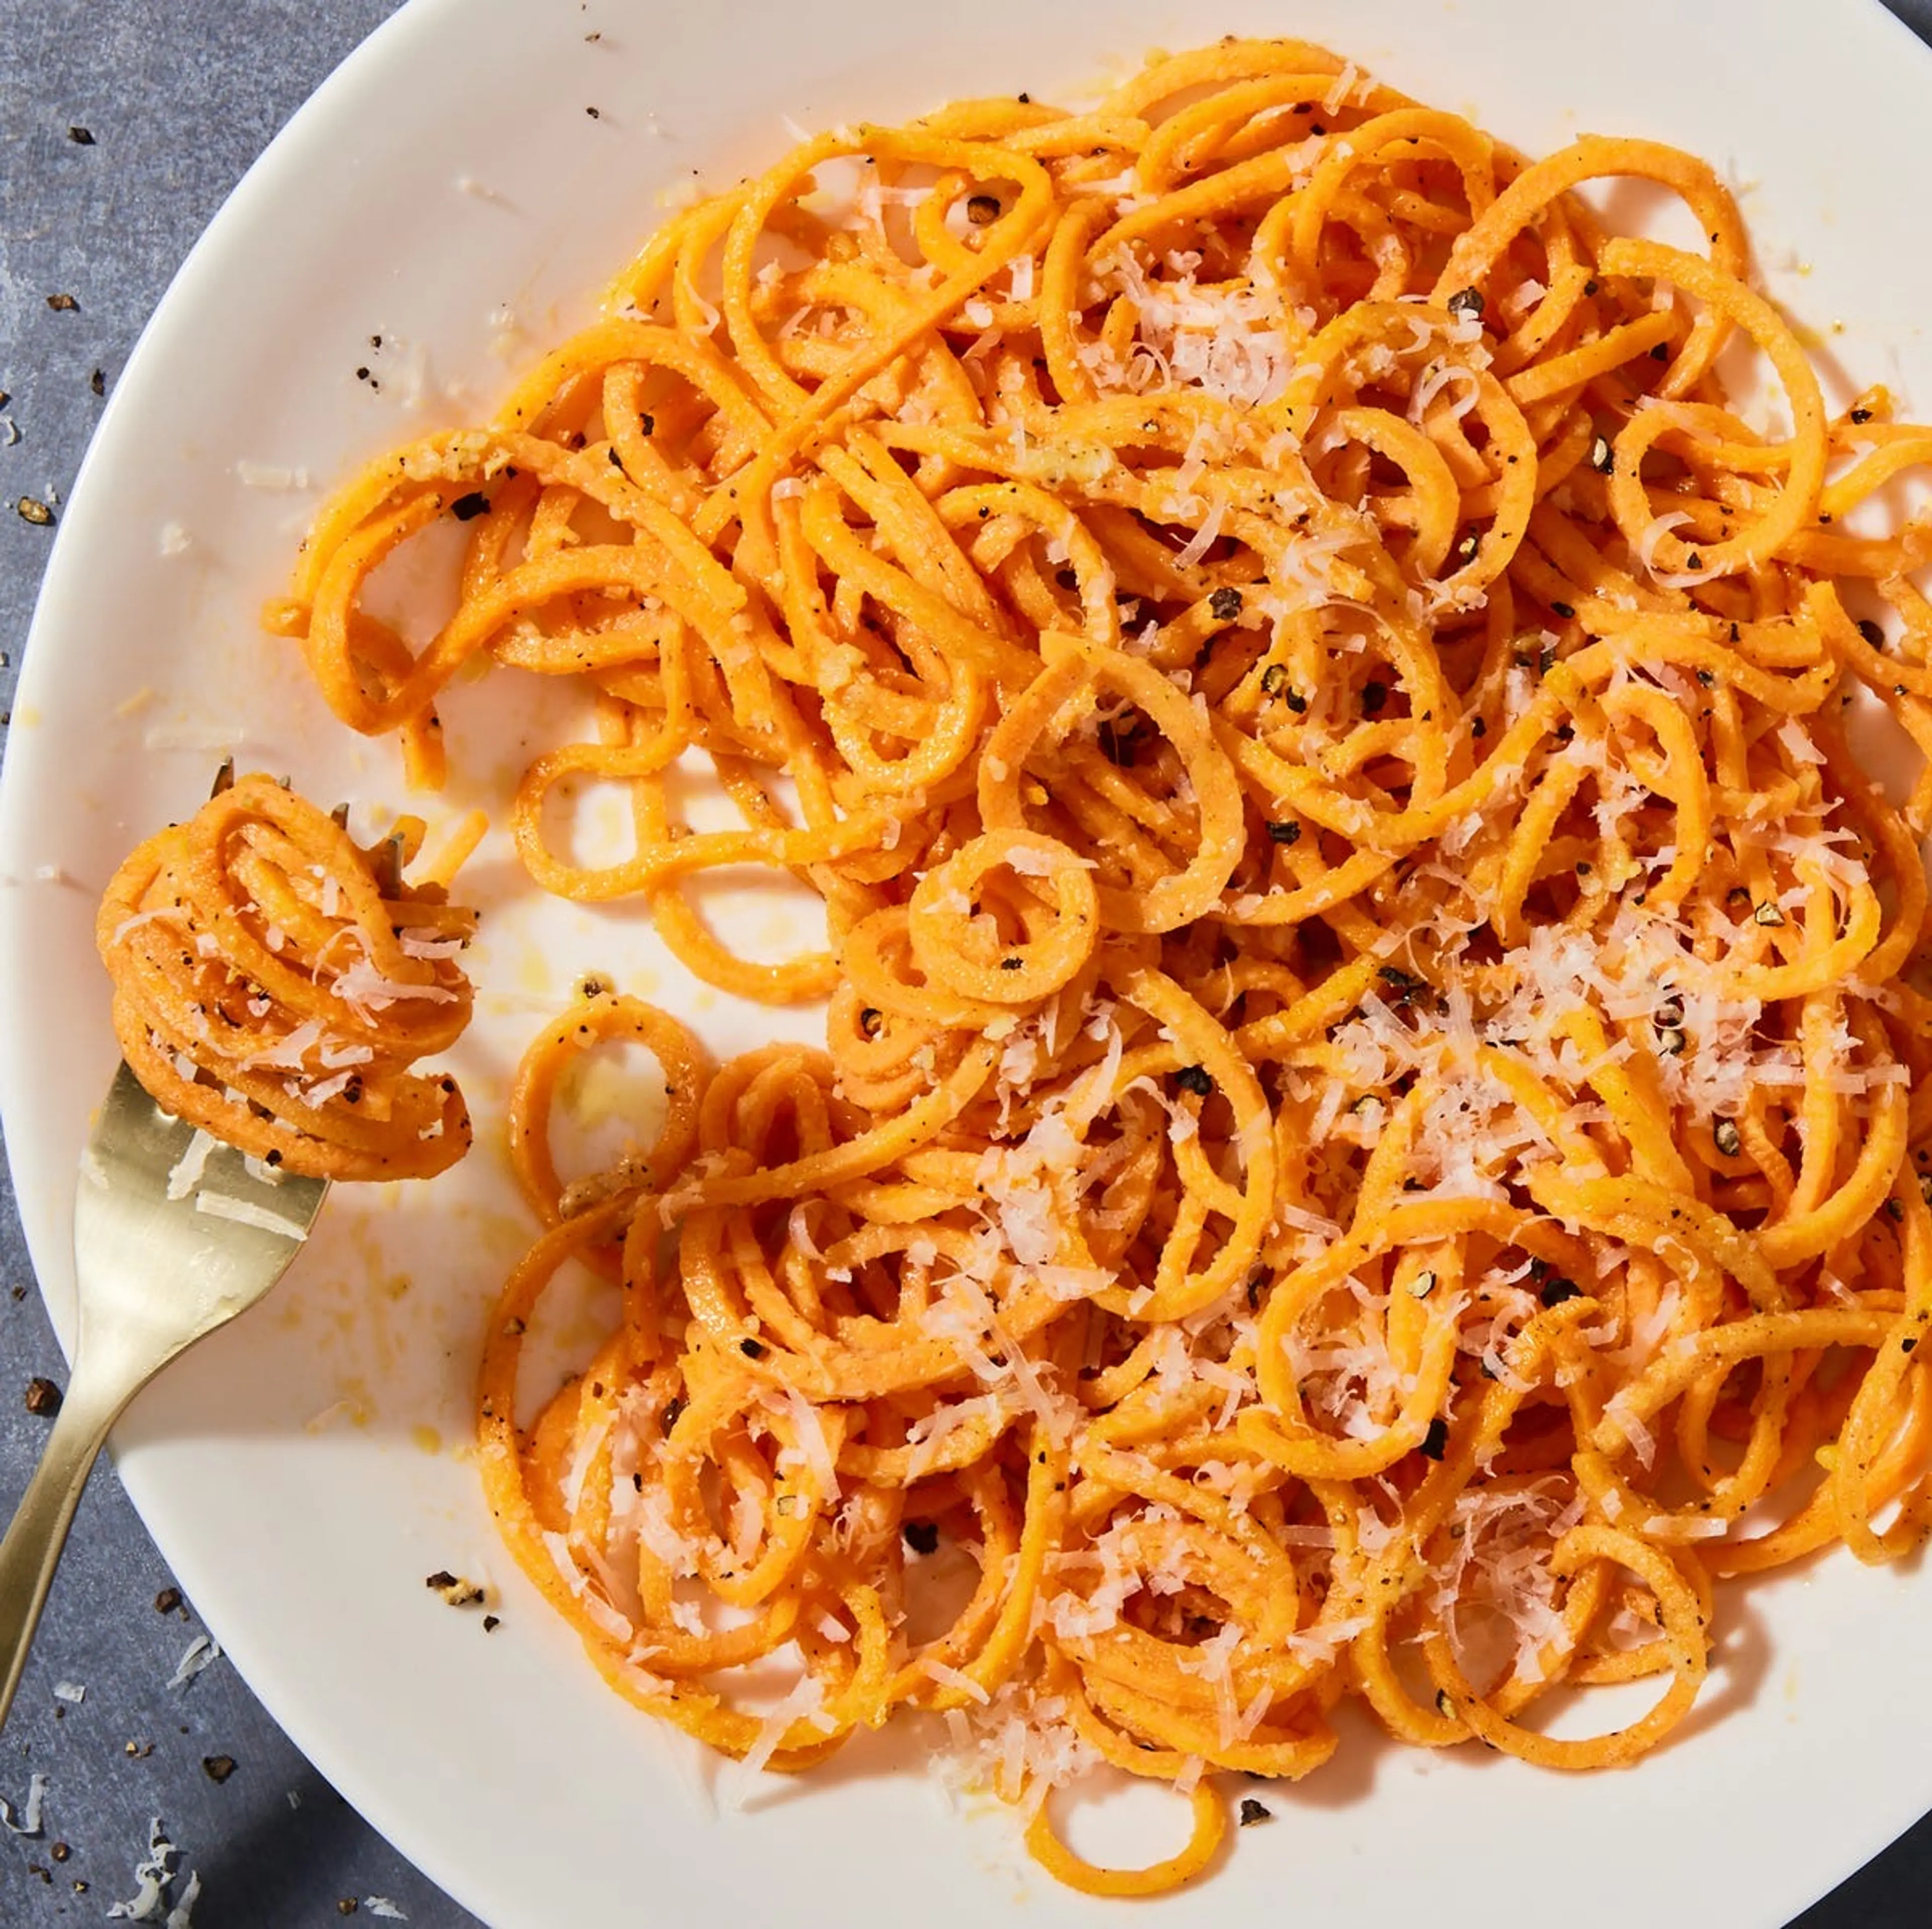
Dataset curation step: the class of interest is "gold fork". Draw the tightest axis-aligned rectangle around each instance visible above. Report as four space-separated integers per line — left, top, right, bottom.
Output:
0 1061 328 1725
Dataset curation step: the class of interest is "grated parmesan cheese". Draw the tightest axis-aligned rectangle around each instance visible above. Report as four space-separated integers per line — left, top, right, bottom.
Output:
0 1771 48 1835
192 1193 312 1241
107 1816 195 1924
165 1130 218 1202
165 1635 222 1690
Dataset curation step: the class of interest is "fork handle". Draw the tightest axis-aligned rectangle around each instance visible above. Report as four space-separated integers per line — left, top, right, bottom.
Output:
0 1359 136 1730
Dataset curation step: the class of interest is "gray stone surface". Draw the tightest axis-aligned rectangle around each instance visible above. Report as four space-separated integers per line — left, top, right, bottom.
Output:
2 2 1931 1924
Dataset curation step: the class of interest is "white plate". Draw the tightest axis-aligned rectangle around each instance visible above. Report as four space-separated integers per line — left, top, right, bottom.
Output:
4 1 1931 1922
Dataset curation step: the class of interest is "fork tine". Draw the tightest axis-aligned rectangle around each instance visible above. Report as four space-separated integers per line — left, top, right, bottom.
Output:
209 757 235 799
370 830 406 898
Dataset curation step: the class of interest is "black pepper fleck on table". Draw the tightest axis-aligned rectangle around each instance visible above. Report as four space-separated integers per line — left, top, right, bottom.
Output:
2 3 1931 1924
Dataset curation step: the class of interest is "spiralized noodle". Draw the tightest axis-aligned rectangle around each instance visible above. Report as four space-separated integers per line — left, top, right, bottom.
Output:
272 38 1932 1895
97 771 479 1180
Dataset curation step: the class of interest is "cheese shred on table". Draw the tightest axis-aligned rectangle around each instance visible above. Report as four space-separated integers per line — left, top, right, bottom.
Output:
270 37 1932 1896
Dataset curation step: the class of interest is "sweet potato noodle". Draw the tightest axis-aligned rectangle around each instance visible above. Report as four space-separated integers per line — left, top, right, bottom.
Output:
273 37 1932 1894
97 772 479 1181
